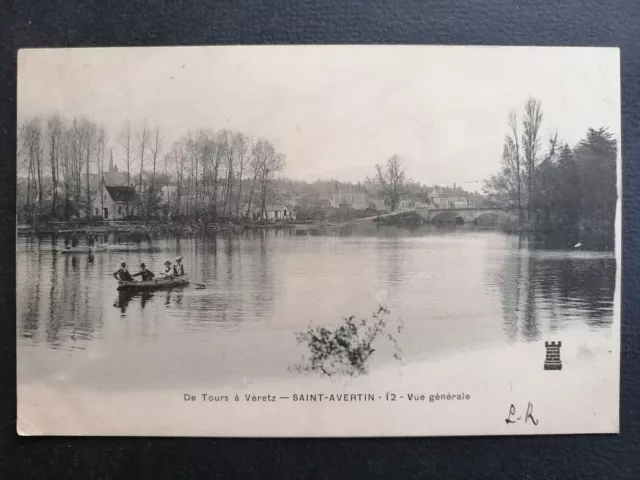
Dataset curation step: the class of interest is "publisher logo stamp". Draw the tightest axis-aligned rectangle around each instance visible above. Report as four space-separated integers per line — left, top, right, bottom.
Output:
544 341 562 370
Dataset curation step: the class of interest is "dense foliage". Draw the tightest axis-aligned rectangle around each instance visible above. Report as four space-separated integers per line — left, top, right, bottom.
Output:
484 97 617 250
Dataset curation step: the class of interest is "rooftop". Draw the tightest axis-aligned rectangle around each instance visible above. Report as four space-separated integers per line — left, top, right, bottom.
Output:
106 185 139 203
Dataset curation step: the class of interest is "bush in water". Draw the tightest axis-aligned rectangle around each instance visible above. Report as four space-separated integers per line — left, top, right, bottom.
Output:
290 306 404 378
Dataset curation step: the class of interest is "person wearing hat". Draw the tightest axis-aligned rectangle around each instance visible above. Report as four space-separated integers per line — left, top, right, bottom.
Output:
113 262 133 281
133 262 155 282
173 256 185 277
162 260 173 276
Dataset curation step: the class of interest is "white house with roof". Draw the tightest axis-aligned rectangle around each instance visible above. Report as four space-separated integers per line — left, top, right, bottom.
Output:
245 203 296 221
329 191 370 210
428 189 468 208
93 185 139 220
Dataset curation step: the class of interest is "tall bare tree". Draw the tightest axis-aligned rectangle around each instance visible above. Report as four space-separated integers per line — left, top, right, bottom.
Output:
246 138 273 217
522 97 543 221
170 139 188 217
60 126 73 220
46 115 63 217
234 133 251 216
147 126 162 216
19 117 43 222
507 110 523 222
82 119 98 218
119 120 133 186
136 122 149 213
259 149 285 218
97 126 107 218
375 154 405 212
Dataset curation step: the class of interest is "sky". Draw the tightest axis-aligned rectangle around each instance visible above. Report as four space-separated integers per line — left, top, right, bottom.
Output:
17 46 620 192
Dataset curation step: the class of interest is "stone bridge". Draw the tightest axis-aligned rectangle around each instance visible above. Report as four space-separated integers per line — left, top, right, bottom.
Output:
414 207 511 225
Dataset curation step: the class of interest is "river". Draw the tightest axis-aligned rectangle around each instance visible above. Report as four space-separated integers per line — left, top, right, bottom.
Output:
16 224 616 392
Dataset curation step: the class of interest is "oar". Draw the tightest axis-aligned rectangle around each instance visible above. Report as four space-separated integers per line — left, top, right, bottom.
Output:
160 272 206 289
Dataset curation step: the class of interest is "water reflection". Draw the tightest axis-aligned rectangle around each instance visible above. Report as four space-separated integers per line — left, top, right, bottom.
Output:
495 236 615 343
17 228 616 387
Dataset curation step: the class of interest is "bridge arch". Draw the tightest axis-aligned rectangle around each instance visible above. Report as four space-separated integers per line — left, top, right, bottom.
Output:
432 211 465 225
472 211 510 226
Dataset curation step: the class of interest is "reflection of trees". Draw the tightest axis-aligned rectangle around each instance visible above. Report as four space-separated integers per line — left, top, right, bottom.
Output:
499 238 523 343
20 236 42 339
534 257 615 327
497 236 615 343
522 254 540 341
16 234 106 349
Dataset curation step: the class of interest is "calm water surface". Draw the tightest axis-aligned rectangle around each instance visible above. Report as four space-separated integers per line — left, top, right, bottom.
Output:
17 225 616 390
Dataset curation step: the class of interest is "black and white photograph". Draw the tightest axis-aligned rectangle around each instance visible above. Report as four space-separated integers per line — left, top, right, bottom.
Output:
16 46 620 436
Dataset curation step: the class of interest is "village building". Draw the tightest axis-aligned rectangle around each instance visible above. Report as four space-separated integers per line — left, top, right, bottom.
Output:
329 191 370 210
245 203 296 222
427 189 468 208
286 192 331 210
93 184 139 220
398 198 430 210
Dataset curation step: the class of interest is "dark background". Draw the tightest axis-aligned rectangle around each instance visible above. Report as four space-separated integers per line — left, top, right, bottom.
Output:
1 1 639 478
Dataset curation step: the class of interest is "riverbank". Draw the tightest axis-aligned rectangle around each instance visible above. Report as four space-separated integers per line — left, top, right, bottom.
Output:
17 220 320 236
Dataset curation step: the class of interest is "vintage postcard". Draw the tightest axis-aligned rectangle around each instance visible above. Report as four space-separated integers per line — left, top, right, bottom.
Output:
16 46 621 437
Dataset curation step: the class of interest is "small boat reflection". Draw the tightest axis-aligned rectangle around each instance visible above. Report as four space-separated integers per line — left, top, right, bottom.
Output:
114 288 185 314
114 290 154 314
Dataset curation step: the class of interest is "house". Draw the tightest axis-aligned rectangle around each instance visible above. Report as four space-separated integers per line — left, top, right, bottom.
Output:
427 189 468 208
93 184 139 220
246 203 296 222
286 192 330 210
398 198 429 210
329 191 370 210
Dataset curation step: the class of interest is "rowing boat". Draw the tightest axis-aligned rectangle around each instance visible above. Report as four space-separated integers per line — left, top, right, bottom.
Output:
59 245 108 254
117 276 189 291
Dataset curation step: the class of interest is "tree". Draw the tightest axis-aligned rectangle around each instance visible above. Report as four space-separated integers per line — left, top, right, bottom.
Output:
234 132 252 216
46 115 63 217
522 97 543 221
19 117 43 222
550 143 581 233
507 110 523 221
246 138 272 217
147 126 162 217
574 127 617 245
260 147 285 219
118 120 134 186
97 126 107 219
375 154 405 212
136 122 149 213
169 139 188 217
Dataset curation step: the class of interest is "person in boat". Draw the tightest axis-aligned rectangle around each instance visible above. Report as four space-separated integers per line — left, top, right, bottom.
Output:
173 256 185 276
133 263 155 281
113 262 134 281
71 232 79 247
87 233 95 247
162 261 173 277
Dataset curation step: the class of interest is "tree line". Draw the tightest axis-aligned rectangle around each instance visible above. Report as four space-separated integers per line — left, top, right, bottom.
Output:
483 96 617 247
18 115 108 222
17 114 286 223
166 132 285 220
